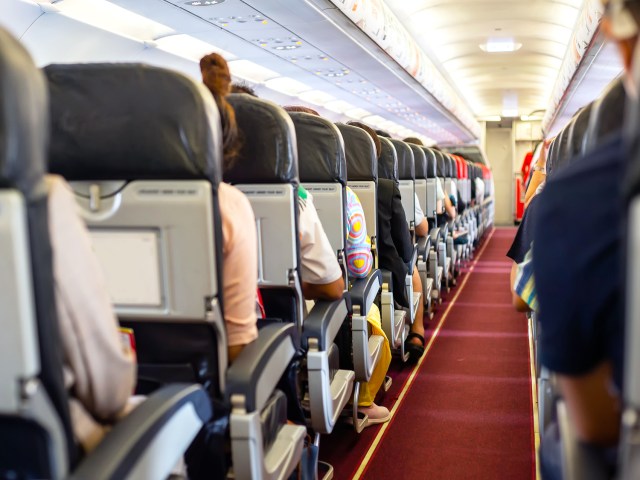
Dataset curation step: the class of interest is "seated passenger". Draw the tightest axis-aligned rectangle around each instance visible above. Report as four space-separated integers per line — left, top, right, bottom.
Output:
532 1 638 475
48 174 136 453
200 53 259 362
350 122 426 363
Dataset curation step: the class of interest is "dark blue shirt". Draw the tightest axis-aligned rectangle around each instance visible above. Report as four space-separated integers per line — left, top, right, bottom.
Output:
507 194 542 263
533 134 625 389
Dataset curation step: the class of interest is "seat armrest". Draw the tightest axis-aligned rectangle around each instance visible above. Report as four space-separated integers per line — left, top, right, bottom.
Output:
225 323 296 413
349 269 382 313
417 235 430 260
71 384 212 480
302 293 351 351
429 227 441 245
408 244 418 272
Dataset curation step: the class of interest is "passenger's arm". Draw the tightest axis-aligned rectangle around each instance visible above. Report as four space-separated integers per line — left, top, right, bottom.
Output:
557 362 621 446
299 193 345 301
524 140 549 207
390 185 414 263
219 184 259 362
444 195 457 220
415 219 430 237
302 277 345 301
47 176 135 422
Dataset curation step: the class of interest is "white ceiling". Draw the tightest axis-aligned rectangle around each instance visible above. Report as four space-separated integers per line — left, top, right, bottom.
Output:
385 0 585 118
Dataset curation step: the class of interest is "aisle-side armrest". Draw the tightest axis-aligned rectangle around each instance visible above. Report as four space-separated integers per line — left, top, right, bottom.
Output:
349 269 382 313
302 293 351 351
71 384 211 480
226 323 296 413
408 244 418 272
429 227 441 245
417 235 430 260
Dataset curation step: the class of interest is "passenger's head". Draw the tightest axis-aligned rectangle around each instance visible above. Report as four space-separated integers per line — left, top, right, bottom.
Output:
231 82 257 96
601 0 640 72
199 52 241 169
375 129 391 138
347 121 381 159
283 105 320 116
403 137 424 146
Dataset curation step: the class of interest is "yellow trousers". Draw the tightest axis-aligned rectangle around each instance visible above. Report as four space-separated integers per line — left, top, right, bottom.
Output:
357 303 392 407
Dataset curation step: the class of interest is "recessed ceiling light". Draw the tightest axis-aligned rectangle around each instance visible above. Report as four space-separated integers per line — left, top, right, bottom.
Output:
324 100 355 114
298 90 336 106
479 38 522 53
274 44 300 51
228 60 278 84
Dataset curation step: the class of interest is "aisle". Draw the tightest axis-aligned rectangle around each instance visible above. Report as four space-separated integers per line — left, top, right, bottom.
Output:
320 227 536 479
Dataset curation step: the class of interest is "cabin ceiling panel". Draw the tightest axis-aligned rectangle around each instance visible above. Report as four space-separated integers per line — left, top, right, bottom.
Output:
386 0 584 118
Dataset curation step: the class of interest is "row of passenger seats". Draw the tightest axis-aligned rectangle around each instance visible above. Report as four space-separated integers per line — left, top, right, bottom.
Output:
0 26 492 479
530 77 627 480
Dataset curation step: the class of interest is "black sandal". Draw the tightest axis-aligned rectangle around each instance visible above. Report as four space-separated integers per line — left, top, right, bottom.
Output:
405 332 425 364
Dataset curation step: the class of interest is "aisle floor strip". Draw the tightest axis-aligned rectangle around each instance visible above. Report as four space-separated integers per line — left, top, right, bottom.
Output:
352 228 496 480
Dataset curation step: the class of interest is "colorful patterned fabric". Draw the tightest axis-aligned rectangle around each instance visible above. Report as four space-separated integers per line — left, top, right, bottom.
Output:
346 187 373 278
514 246 538 311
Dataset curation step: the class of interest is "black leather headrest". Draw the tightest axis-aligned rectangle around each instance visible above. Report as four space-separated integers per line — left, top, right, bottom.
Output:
568 103 593 160
289 112 346 186
0 28 48 200
434 150 446 177
335 123 378 182
408 144 427 179
422 147 437 178
45 63 222 185
555 123 572 169
588 78 626 150
446 155 458 179
224 94 298 184
390 139 414 181
378 137 398 183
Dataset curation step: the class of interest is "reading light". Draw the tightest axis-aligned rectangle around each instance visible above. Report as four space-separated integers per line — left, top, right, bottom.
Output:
228 60 278 84
479 38 522 53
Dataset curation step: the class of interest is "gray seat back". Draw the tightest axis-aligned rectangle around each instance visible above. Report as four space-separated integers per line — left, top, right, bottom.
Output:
0 27 75 478
337 123 378 252
46 63 227 396
391 139 416 229
408 144 427 223
226 94 302 326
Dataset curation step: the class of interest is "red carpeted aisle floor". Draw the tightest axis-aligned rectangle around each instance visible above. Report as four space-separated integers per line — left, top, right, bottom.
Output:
320 227 536 480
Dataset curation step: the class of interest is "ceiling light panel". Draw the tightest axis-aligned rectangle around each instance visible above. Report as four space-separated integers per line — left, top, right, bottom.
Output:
265 77 311 96
228 59 278 83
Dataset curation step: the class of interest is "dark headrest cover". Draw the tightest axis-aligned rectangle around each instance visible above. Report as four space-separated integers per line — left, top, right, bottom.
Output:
408 144 427 179
434 150 446 177
336 123 377 182
422 147 437 178
390 139 414 180
290 112 346 186
45 63 222 185
226 94 298 184
589 78 626 148
446 155 457 178
568 103 593 159
378 137 398 182
555 122 572 168
0 28 47 199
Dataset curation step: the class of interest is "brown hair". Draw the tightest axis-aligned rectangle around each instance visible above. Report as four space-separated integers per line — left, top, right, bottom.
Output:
403 137 424 146
200 52 241 170
347 121 381 159
231 82 257 96
283 105 320 116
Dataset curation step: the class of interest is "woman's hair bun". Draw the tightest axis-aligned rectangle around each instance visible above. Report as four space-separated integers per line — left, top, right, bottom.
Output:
199 52 231 97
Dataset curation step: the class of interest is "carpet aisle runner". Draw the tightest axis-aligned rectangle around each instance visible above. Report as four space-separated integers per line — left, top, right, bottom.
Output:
320 227 535 480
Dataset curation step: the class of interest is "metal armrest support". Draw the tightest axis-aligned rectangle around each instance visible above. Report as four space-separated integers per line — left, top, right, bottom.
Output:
226 323 296 413
302 293 351 352
71 384 211 480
